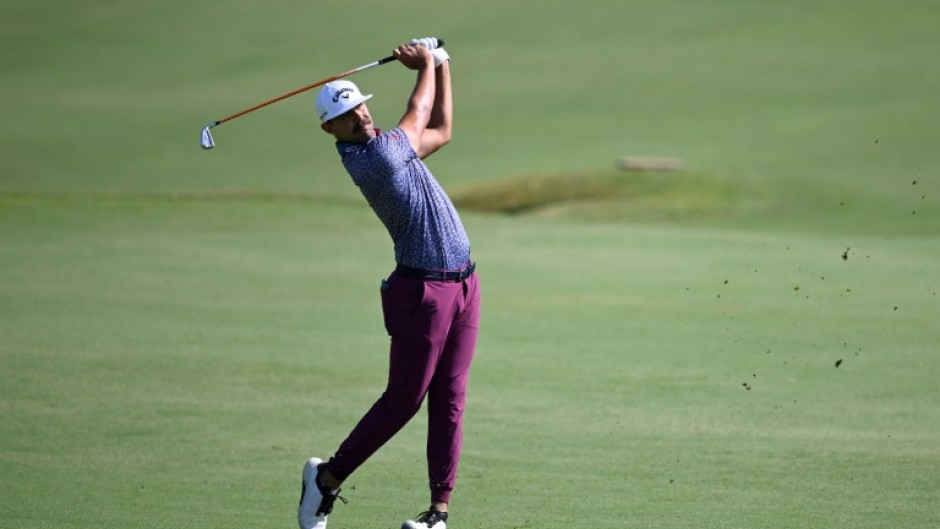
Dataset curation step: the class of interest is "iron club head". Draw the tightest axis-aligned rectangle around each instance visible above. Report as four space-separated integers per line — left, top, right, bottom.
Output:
200 123 217 149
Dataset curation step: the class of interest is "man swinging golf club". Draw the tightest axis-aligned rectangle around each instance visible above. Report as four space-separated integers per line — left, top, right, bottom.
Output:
297 39 481 529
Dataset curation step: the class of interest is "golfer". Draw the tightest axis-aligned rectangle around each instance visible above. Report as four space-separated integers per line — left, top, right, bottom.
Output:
297 40 480 529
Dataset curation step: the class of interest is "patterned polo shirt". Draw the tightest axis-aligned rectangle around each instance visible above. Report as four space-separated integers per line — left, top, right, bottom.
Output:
336 127 471 271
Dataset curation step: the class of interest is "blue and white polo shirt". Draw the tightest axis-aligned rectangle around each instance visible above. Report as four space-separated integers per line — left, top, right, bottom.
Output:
336 127 471 271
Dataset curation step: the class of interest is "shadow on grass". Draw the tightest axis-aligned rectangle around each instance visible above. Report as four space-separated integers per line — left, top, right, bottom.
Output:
449 168 775 223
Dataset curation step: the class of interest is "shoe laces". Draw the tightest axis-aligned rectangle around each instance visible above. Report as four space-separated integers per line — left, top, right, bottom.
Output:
416 509 448 525
317 488 348 516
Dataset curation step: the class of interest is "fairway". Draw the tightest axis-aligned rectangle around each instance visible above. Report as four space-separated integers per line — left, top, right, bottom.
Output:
2 1 939 529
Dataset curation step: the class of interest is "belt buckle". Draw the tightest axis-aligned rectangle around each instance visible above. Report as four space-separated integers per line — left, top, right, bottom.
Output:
459 262 474 281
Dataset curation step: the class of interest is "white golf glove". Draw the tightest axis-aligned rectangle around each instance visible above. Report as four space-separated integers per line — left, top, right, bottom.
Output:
410 37 450 67
430 47 450 67
410 37 442 50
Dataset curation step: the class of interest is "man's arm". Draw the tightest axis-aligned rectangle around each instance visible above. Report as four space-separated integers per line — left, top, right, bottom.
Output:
416 59 452 159
394 44 436 155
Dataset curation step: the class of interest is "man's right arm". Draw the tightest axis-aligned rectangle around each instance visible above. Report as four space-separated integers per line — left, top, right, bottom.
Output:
394 44 436 155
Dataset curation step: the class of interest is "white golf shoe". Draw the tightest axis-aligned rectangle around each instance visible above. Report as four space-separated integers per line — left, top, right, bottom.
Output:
297 457 345 529
402 508 448 529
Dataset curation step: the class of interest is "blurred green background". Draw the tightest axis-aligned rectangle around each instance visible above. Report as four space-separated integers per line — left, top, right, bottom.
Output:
4 0 938 221
2 1 938 528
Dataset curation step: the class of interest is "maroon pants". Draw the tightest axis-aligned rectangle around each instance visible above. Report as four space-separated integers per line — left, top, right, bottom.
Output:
325 270 481 504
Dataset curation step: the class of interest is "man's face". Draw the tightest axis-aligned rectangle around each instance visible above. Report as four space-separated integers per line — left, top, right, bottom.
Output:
321 103 375 142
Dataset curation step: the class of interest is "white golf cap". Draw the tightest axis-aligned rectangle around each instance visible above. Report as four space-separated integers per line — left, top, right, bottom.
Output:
315 80 373 122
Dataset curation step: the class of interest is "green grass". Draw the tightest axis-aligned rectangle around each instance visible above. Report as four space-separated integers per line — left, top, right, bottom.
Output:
2 0 939 528
2 202 938 528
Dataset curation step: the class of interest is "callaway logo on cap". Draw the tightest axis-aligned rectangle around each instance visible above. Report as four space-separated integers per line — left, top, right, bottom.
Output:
332 88 353 102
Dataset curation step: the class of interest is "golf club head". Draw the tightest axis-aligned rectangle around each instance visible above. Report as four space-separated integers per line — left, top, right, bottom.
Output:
200 124 216 149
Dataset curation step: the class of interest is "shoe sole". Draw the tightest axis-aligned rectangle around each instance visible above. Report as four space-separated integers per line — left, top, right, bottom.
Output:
401 519 446 529
298 457 325 529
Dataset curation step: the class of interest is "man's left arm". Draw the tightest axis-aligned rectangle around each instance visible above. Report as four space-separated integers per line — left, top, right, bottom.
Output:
416 53 452 159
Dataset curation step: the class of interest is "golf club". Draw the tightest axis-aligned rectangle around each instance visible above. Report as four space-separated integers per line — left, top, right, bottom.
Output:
200 38 444 150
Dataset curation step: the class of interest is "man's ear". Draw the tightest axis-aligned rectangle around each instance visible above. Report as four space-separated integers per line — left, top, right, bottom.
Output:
320 121 334 135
